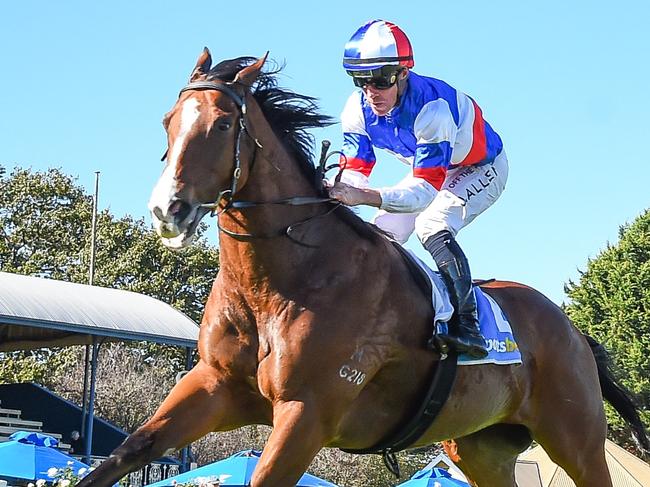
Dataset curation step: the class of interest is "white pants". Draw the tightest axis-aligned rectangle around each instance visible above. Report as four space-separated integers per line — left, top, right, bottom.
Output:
372 150 509 244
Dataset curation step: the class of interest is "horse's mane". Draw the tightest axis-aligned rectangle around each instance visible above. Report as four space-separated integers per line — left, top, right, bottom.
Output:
207 57 387 243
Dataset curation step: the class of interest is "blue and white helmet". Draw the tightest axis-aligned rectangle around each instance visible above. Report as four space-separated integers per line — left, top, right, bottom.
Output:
343 19 415 72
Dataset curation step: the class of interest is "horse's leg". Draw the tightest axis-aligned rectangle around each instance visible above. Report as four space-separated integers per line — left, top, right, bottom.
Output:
530 412 612 486
524 336 613 486
77 360 260 487
250 400 327 487
449 424 533 487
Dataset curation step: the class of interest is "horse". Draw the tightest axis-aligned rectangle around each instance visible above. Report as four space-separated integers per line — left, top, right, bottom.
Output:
77 49 649 487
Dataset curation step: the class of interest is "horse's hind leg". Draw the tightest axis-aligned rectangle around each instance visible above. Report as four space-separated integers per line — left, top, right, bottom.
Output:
450 424 533 487
527 344 613 486
77 361 263 487
531 408 611 486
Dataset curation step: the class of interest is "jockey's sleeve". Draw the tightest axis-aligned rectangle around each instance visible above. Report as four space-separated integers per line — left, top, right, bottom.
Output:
378 98 458 213
337 92 376 187
378 175 437 213
411 98 458 190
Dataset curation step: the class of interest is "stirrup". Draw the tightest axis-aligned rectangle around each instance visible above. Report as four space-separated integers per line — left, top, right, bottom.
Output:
428 322 451 357
428 334 450 358
431 322 487 359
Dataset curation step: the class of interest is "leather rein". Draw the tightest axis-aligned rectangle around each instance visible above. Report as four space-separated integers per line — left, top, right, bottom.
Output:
167 80 345 247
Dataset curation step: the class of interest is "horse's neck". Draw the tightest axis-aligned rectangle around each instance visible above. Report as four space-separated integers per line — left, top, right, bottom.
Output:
217 99 331 286
238 130 313 203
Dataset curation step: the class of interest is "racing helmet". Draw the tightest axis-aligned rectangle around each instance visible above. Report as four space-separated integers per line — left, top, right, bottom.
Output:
343 19 414 72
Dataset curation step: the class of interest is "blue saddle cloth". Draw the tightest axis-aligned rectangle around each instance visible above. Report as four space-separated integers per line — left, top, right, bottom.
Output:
437 286 522 365
404 249 522 366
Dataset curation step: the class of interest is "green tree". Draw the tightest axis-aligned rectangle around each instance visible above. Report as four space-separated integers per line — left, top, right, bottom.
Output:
0 164 219 383
564 208 650 448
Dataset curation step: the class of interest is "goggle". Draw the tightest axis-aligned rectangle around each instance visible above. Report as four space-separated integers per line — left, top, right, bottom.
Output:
347 66 403 90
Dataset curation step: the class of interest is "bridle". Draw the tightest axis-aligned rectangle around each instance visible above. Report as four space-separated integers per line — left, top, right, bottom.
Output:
168 79 345 247
177 80 260 211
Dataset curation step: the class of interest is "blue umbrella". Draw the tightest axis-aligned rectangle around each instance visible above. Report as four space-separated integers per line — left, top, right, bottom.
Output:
396 467 470 487
0 431 89 481
145 450 337 487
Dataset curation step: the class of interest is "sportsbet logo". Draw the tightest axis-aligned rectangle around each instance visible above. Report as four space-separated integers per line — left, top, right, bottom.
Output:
486 336 519 353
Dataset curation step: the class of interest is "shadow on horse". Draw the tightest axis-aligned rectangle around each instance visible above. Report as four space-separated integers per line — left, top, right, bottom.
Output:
78 50 649 487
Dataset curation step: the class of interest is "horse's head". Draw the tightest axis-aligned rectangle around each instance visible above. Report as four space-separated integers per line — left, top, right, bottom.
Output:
148 48 266 249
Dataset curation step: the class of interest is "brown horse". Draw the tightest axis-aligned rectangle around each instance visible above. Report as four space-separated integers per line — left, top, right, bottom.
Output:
78 50 649 487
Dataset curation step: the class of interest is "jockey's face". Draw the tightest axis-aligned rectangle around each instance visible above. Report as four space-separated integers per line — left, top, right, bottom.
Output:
362 69 408 116
364 83 398 116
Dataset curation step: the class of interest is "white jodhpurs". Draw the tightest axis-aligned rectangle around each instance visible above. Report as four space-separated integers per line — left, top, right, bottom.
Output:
372 150 509 244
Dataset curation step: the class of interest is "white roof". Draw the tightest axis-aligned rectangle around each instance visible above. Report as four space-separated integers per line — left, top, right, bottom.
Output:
0 272 199 351
517 439 650 487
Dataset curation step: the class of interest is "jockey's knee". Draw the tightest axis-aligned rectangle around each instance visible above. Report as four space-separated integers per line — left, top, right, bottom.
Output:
414 214 455 246
372 211 415 244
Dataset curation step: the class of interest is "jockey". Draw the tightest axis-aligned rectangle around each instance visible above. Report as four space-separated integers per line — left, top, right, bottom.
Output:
329 19 509 359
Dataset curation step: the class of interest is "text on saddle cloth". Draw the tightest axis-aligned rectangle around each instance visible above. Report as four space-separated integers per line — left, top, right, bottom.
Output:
406 250 522 366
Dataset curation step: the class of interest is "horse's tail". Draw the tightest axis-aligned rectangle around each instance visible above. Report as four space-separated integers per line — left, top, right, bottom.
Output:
585 335 650 454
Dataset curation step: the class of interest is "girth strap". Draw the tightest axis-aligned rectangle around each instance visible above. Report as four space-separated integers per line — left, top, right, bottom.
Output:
341 242 459 477
341 353 457 460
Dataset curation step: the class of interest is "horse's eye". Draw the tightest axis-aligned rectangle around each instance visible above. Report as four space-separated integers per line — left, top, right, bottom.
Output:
217 120 232 131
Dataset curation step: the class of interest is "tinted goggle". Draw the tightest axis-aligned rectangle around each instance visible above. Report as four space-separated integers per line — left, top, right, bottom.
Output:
347 67 403 90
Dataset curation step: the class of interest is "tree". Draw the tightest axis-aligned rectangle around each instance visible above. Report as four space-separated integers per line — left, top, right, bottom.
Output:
53 343 177 432
0 165 219 321
0 164 219 383
564 208 650 448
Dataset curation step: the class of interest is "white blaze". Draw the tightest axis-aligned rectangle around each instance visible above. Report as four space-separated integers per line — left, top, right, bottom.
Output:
148 97 202 220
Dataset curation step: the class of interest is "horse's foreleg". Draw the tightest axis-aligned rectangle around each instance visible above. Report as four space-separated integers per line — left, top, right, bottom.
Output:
250 399 327 487
77 360 256 487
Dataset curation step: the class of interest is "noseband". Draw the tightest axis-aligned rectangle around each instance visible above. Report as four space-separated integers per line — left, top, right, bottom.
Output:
173 79 342 247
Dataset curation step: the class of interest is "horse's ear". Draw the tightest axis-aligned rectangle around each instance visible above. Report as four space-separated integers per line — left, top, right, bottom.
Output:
233 52 269 87
189 47 212 82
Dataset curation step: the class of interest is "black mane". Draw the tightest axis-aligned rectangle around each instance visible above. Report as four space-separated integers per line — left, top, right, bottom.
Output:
207 57 386 242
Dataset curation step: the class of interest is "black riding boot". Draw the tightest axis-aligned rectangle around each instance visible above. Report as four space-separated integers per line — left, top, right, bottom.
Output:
424 231 488 359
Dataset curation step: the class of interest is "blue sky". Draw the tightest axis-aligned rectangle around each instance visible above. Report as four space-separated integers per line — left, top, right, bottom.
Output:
2 0 648 304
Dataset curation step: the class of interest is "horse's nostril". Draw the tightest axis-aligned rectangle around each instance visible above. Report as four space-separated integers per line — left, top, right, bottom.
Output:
169 200 193 223
152 206 164 221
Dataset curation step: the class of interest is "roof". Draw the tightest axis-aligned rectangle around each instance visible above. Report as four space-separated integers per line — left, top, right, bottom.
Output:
515 460 543 487
517 440 650 487
0 272 199 351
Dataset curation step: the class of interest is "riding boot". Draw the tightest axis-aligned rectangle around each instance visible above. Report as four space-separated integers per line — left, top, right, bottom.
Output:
423 231 488 359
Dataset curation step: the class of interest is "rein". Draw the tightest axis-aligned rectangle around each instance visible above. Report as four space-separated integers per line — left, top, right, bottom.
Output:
173 80 345 247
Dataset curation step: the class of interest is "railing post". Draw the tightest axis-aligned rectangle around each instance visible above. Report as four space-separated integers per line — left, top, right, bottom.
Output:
84 338 100 464
180 346 194 472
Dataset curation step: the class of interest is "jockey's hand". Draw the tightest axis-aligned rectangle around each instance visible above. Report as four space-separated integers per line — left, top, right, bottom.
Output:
327 181 382 208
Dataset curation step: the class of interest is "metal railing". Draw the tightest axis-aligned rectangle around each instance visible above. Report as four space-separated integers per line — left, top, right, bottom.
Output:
76 456 182 486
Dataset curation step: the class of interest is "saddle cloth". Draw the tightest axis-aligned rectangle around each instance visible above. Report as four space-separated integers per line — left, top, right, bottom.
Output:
407 250 522 366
